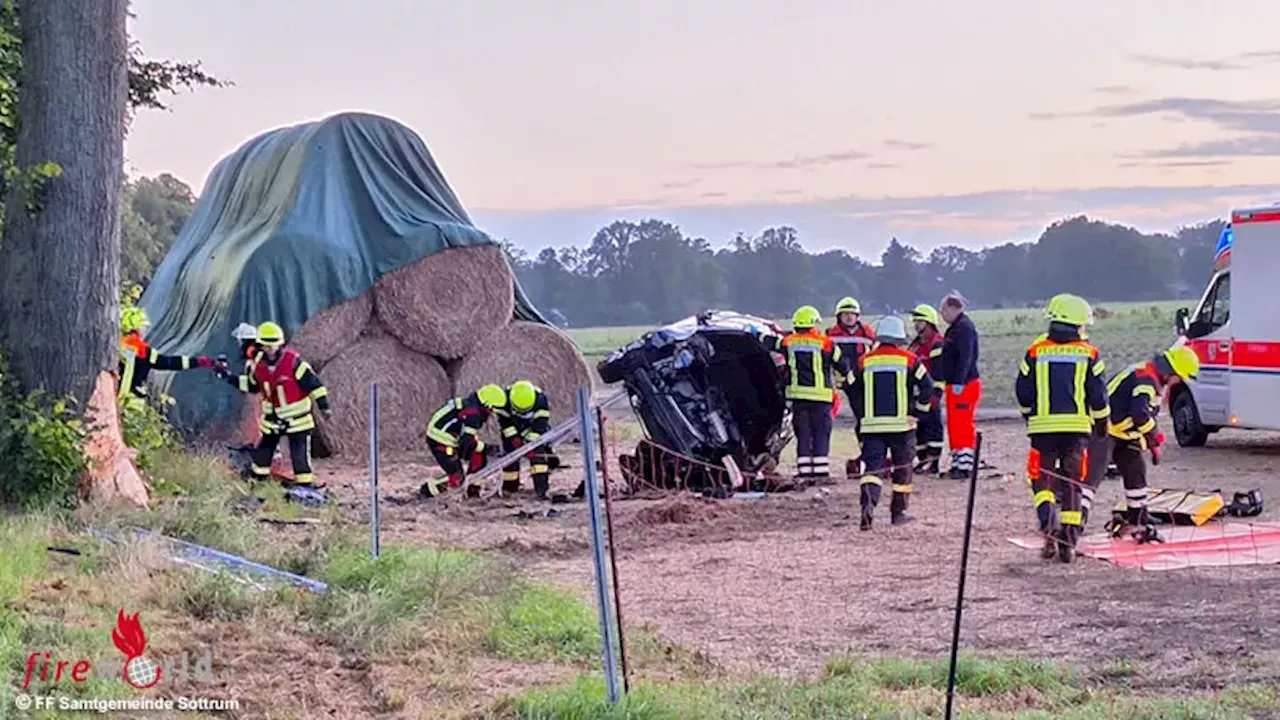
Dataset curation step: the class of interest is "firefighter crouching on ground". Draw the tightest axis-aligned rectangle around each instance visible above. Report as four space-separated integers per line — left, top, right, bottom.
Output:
1086 347 1201 542
849 316 935 529
936 292 982 478
118 305 216 406
760 305 850 485
420 384 506 499
494 380 559 499
217 321 330 488
1015 295 1109 563
907 304 945 475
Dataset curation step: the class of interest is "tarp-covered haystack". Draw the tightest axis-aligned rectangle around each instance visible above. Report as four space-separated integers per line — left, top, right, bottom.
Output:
140 112 590 457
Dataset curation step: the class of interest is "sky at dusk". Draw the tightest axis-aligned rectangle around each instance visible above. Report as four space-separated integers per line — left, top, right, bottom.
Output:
125 0 1280 258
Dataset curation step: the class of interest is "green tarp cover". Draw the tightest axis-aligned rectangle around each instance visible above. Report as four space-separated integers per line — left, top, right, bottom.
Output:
140 111 546 434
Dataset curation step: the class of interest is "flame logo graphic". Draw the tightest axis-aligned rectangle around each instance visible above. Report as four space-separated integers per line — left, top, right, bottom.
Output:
112 608 162 689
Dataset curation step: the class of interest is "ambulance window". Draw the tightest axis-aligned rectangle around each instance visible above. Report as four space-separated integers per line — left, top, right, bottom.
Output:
1195 273 1230 331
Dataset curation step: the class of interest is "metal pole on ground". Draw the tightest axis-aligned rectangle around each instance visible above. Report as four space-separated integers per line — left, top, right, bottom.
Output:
369 383 381 560
596 406 630 694
578 386 621 703
944 430 983 720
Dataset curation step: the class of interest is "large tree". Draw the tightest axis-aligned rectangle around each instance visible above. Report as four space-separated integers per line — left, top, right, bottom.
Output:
0 0 129 404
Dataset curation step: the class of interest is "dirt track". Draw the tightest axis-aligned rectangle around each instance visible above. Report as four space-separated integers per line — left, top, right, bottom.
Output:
319 418 1280 688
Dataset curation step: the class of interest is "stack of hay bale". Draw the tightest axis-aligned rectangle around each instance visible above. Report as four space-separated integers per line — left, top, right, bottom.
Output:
288 244 591 459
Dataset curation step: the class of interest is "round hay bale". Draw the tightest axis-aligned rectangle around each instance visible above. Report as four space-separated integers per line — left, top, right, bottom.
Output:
373 245 515 360
315 333 452 458
448 320 591 445
291 293 373 368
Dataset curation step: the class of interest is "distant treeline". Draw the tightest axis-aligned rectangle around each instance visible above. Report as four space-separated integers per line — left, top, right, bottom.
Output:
501 216 1223 327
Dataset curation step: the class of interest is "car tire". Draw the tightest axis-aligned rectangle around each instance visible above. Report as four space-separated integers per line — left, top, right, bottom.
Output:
1171 388 1209 448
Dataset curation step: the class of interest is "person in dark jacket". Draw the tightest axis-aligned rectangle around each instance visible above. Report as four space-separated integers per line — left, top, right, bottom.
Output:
935 292 981 479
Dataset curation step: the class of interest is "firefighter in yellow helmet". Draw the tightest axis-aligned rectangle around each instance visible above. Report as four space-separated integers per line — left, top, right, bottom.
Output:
1015 294 1109 563
848 316 936 529
759 305 851 485
907 304 945 474
218 321 331 489
420 383 506 499
1077 346 1200 543
493 380 558 499
117 305 216 407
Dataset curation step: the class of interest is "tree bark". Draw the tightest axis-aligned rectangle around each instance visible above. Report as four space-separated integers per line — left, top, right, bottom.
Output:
0 0 128 405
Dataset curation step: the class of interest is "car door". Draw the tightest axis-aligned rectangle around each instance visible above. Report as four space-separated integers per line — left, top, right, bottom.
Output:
1184 272 1232 425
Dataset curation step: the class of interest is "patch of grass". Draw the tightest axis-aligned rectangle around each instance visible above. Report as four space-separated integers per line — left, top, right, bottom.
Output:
307 544 508 654
499 655 1274 720
175 570 274 621
487 584 600 663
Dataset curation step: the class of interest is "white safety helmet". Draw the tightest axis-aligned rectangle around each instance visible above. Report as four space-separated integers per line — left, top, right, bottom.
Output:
231 322 258 341
875 316 908 344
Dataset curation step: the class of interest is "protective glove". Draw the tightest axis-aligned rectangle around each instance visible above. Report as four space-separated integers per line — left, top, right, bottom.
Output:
320 405 333 419
195 356 215 368
1147 431 1164 465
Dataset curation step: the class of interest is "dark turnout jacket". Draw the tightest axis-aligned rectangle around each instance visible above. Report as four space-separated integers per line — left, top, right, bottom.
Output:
935 312 980 386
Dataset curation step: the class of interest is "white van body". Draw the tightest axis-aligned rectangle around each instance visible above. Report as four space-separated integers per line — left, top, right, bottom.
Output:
1169 205 1280 446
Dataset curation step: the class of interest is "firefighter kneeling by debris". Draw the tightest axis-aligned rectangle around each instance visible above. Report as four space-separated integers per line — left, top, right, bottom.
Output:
494 380 562 500
420 384 506 499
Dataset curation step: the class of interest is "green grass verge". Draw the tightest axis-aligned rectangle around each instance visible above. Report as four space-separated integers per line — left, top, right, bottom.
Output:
501 655 1279 720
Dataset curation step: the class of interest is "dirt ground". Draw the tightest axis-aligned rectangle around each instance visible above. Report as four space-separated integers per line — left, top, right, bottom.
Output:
317 416 1280 690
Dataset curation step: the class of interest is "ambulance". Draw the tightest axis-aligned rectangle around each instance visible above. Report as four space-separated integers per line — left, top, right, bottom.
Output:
1169 206 1280 446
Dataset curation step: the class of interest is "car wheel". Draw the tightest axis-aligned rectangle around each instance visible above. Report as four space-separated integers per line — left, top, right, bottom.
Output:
1171 389 1209 448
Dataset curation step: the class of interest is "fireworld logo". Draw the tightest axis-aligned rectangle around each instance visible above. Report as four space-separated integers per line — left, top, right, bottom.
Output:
22 607 223 690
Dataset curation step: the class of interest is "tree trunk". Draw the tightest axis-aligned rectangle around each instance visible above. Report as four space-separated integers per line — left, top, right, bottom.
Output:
0 0 128 405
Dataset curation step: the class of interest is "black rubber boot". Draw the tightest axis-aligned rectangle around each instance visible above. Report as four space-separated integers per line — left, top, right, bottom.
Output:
1058 526 1079 563
860 509 873 531
501 479 521 496
465 484 482 499
533 475 550 500
890 493 915 525
947 467 969 480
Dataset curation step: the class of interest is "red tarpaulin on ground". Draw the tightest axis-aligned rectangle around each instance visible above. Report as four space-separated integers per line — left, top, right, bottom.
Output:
1007 521 1280 571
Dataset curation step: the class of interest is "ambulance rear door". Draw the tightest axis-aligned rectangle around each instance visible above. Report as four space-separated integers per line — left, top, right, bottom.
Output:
1225 207 1280 429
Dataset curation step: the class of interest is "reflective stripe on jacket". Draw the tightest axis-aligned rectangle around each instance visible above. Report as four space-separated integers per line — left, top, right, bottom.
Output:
848 345 936 434
1014 333 1109 435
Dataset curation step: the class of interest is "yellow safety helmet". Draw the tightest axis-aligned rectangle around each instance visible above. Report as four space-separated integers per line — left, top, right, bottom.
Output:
792 305 822 330
910 304 939 327
256 321 285 347
121 306 149 335
1046 294 1092 327
1161 347 1200 381
508 380 538 412
835 297 861 315
476 383 507 409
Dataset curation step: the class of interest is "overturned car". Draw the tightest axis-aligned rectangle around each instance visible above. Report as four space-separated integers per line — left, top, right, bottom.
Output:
597 310 792 493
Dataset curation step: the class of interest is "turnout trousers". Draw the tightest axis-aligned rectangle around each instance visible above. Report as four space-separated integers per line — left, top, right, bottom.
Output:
791 399 834 482
1083 436 1150 527
249 430 315 486
945 379 982 475
428 436 488 488
914 405 944 472
859 430 916 522
501 434 555 498
1030 432 1088 557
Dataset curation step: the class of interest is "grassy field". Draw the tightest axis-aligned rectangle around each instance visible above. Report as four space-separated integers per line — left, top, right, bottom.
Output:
567 301 1187 408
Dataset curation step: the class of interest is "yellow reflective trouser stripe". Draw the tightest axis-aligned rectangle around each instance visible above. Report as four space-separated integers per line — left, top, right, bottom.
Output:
1060 510 1082 526
250 463 270 476
294 473 315 485
892 483 912 494
1033 489 1056 508
532 464 549 474
859 475 883 487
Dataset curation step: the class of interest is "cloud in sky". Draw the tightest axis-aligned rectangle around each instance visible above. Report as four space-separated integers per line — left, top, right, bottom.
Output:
473 183 1280 259
1129 54 1245 71
1033 95 1280 158
882 139 933 151
691 149 870 171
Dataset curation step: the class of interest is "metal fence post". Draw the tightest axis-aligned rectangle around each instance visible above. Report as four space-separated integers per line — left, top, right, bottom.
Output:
577 386 620 703
369 382 381 560
945 430 983 719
